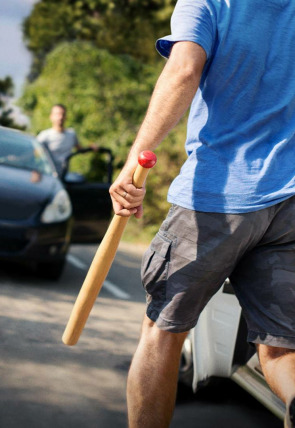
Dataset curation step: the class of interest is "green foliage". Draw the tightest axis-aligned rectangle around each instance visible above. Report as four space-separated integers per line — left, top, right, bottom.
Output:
0 76 26 130
23 0 176 79
20 0 190 241
125 119 188 242
68 151 112 183
20 41 159 165
0 76 14 98
19 41 188 240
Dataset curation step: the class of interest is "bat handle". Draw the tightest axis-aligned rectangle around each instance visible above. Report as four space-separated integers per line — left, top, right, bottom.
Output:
62 150 157 346
133 150 157 187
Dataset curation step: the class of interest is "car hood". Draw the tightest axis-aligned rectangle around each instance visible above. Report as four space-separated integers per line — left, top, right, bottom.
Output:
0 165 62 221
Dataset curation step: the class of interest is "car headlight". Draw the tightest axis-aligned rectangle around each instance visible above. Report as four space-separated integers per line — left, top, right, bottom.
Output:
41 189 72 223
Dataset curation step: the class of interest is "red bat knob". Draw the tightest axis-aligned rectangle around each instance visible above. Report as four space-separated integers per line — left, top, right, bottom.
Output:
138 151 157 168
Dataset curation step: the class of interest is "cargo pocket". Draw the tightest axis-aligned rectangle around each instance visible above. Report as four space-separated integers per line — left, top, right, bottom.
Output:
141 233 173 299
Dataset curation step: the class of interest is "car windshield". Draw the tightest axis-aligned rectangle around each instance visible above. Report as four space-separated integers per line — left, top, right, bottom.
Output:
0 128 54 175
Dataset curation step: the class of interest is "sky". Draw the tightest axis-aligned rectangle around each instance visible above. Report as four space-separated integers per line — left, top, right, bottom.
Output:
0 0 37 97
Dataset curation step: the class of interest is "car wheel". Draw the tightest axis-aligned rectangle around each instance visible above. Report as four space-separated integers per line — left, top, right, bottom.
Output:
36 259 66 280
178 333 194 388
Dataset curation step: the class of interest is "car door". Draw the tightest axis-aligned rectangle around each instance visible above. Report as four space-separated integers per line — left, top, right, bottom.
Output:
62 148 113 243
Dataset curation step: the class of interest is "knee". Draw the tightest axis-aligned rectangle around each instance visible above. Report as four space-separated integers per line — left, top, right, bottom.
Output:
257 344 295 364
140 315 188 355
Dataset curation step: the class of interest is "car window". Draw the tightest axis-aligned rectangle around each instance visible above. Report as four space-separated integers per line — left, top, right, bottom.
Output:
0 129 54 175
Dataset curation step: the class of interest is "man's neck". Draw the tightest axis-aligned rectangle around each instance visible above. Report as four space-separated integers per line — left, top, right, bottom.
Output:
52 125 65 132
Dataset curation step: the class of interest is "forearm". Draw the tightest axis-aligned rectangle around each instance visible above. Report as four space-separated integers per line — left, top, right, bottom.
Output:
110 42 206 217
125 42 207 169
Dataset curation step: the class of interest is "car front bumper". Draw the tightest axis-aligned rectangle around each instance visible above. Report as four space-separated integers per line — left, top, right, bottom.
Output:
0 218 73 263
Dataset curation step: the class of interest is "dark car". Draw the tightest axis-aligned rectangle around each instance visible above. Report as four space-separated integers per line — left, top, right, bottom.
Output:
0 126 113 279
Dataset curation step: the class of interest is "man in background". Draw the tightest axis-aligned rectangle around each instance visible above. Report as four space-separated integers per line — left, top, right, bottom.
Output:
37 104 96 175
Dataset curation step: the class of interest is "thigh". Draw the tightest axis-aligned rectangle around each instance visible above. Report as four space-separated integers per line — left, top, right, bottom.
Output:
230 197 295 349
141 204 268 333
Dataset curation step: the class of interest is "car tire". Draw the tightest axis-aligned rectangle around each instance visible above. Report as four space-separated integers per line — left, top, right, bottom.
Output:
178 333 194 388
36 259 66 280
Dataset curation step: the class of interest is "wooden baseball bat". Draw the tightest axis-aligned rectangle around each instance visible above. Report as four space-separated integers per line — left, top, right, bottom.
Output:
62 150 157 346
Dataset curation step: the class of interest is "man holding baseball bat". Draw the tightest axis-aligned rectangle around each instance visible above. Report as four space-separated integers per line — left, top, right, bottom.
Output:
110 1 295 427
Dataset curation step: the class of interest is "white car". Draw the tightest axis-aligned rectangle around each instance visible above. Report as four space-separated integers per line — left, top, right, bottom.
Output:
179 279 285 422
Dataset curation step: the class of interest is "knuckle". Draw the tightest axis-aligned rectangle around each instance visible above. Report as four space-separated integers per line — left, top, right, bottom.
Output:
124 201 133 210
109 185 116 195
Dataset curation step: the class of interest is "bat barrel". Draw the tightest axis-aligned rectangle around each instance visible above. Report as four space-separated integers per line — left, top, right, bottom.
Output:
62 151 157 346
62 215 128 345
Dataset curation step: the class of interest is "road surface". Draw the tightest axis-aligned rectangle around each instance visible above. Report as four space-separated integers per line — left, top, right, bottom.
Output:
0 243 282 427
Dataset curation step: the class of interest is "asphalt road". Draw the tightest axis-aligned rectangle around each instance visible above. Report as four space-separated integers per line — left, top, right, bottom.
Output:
0 243 283 428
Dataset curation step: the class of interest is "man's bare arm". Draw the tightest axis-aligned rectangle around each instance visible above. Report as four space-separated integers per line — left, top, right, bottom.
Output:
109 41 207 217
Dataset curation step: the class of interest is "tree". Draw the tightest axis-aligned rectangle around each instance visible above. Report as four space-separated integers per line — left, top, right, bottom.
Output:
20 41 158 162
0 77 26 130
19 41 187 238
23 0 175 80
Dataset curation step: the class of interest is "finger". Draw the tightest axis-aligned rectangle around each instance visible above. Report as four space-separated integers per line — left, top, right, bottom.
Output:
114 207 138 217
113 191 144 209
124 184 146 197
112 186 145 201
134 204 143 219
110 195 139 216
119 199 143 211
110 198 123 214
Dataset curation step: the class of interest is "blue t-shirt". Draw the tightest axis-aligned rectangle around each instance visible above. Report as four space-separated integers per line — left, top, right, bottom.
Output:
156 0 295 213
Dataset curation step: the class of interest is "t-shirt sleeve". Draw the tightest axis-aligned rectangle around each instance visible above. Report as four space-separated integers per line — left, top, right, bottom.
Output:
156 0 216 60
36 130 47 144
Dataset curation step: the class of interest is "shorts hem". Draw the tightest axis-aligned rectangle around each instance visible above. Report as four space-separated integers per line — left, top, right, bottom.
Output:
146 310 196 333
248 330 295 350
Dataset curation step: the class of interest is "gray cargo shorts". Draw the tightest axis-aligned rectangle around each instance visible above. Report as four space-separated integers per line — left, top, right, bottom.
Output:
141 196 295 348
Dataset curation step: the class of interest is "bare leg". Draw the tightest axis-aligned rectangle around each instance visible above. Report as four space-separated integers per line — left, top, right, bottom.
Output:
257 344 295 403
257 344 295 427
127 314 188 428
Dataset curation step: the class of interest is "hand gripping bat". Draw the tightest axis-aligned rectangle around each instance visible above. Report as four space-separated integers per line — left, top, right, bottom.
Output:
62 150 157 346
